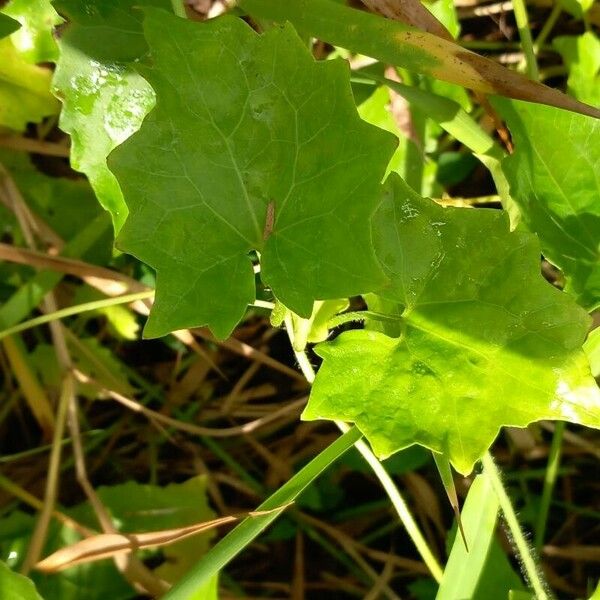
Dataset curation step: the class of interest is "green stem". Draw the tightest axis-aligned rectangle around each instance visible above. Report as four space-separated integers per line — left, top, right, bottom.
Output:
535 421 565 551
164 427 362 599
512 0 540 79
285 315 444 583
534 2 562 51
0 291 154 341
482 453 550 599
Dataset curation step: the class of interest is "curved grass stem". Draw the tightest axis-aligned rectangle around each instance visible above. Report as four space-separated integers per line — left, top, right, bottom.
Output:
535 421 565 551
285 315 444 583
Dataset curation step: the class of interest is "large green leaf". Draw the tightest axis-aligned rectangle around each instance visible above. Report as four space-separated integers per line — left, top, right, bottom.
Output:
109 10 395 338
496 99 600 310
0 36 58 130
553 32 600 108
52 0 169 231
304 175 600 474
0 0 61 63
0 561 44 600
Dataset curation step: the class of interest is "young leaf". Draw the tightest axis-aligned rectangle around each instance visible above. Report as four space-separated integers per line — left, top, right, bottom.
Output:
304 175 600 475
495 99 600 310
0 560 44 600
52 0 170 232
241 0 600 119
0 37 59 131
0 0 62 63
110 11 395 338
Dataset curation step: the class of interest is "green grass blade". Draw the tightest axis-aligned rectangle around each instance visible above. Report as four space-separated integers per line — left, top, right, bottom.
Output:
435 472 499 600
164 426 362 599
0 290 154 341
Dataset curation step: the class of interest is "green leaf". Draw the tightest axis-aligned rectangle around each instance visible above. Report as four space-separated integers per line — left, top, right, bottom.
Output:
0 14 20 39
110 11 395 338
553 32 600 107
436 473 498 600
0 0 62 63
496 99 600 310
0 37 59 131
285 299 350 351
304 175 600 475
52 0 170 231
0 561 44 600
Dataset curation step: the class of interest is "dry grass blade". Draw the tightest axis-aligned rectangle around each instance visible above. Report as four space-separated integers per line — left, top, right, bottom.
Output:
35 505 293 573
74 369 306 438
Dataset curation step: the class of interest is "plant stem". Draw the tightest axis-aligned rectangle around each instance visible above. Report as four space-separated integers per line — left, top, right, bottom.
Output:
512 0 539 79
535 421 565 551
20 375 72 574
534 2 562 51
482 453 550 599
285 315 444 582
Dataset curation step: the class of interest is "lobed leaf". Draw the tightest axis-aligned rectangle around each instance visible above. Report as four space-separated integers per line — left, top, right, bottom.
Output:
304 175 600 474
495 99 600 310
109 10 395 338
52 0 170 231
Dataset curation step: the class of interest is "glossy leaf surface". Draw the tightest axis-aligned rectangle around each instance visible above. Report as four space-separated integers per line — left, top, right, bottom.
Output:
52 0 169 231
304 175 600 474
496 99 600 310
110 11 395 338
